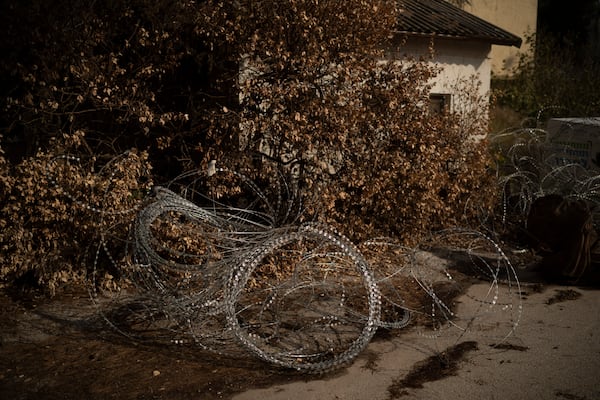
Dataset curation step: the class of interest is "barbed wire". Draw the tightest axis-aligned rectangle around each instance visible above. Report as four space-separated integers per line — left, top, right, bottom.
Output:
492 125 600 226
49 152 524 372
360 229 522 345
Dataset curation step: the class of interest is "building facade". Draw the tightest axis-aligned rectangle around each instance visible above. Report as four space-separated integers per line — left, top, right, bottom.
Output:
393 0 523 113
463 0 538 76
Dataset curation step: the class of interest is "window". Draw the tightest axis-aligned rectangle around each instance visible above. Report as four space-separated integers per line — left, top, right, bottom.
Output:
429 93 451 114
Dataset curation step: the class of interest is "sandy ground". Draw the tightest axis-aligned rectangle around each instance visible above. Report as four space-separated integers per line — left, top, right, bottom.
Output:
234 283 600 400
1 275 598 400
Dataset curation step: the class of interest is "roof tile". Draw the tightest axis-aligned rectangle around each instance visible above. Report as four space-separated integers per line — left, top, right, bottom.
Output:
396 0 522 47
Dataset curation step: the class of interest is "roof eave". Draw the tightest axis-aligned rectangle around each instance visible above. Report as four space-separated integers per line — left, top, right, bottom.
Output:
393 30 522 48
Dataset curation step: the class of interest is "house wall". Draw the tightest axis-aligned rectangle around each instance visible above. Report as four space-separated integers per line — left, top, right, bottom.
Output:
463 0 538 76
389 36 493 112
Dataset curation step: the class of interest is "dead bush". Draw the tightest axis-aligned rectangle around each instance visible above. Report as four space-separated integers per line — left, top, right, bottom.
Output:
0 132 152 294
0 0 497 292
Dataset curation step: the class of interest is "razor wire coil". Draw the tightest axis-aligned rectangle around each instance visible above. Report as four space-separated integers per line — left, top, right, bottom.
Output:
49 153 525 372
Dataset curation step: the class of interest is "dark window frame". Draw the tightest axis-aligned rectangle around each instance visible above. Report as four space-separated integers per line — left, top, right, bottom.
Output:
429 93 452 114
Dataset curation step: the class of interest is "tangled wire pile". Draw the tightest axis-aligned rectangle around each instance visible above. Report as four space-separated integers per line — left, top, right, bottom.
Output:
492 121 600 282
493 125 600 223
361 230 522 343
49 155 523 373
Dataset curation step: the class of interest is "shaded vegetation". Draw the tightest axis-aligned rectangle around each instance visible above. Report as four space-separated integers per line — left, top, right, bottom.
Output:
0 0 495 293
492 32 600 119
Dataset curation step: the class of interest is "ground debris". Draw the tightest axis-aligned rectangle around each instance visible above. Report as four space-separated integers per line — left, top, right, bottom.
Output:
387 341 478 398
546 289 582 305
490 343 529 352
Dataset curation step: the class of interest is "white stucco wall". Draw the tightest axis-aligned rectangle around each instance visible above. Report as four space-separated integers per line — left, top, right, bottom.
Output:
388 36 493 112
463 0 537 76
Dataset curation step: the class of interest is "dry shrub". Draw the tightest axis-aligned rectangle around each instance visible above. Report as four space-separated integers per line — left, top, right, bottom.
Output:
232 0 497 244
0 0 231 292
0 0 238 175
0 133 152 294
0 0 498 292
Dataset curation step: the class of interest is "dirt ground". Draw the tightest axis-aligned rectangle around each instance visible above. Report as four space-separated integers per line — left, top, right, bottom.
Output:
0 284 484 400
0 286 309 400
1 253 599 400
